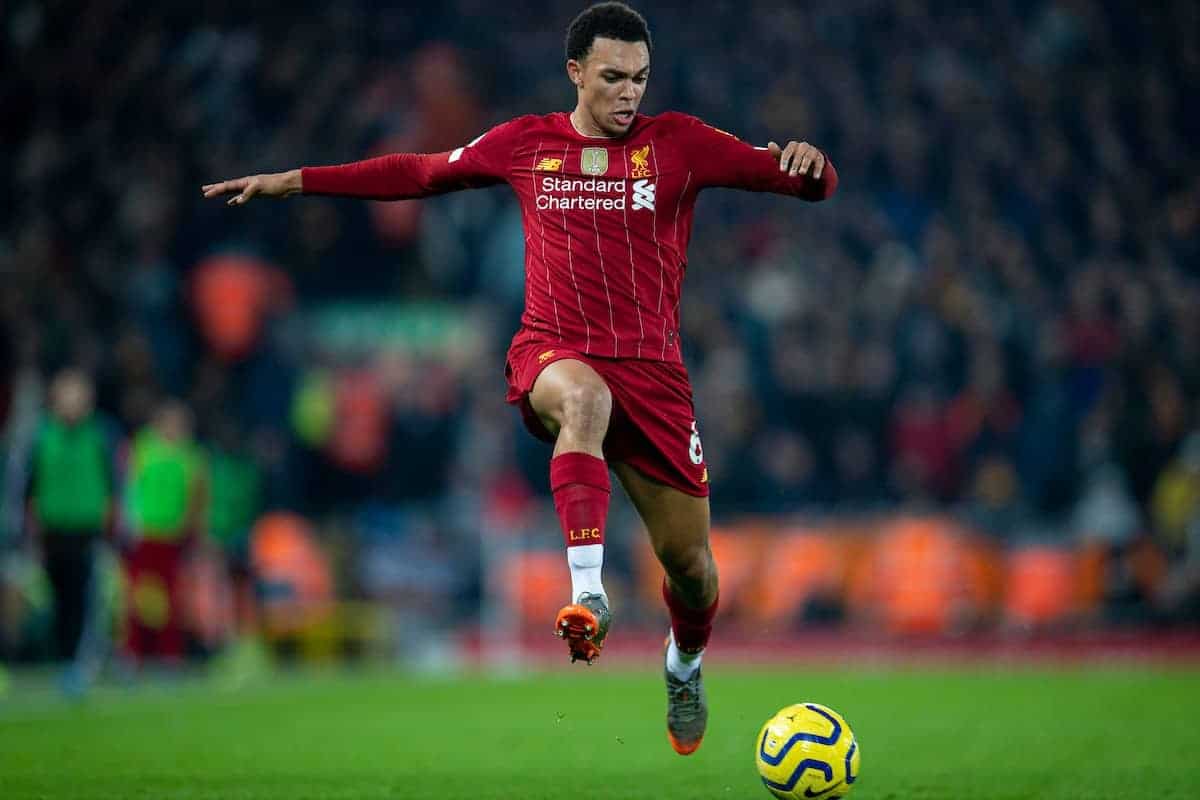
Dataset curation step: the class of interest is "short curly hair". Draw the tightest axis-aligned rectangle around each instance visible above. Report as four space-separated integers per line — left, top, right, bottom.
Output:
565 2 652 63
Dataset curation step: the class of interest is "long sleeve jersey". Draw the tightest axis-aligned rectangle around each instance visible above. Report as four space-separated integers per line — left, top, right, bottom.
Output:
302 111 838 363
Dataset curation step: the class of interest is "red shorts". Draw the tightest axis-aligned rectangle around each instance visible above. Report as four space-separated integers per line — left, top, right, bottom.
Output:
505 338 709 497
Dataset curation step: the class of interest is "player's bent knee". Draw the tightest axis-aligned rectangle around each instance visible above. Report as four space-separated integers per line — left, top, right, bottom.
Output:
658 542 714 586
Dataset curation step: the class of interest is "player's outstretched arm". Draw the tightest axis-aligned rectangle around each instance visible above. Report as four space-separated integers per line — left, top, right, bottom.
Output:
203 120 523 206
681 115 838 201
201 170 302 206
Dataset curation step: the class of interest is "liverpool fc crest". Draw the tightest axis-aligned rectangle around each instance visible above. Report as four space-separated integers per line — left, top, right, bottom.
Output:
630 144 651 178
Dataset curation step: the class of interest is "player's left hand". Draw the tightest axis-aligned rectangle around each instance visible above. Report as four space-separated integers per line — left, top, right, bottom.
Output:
201 169 302 205
767 140 825 179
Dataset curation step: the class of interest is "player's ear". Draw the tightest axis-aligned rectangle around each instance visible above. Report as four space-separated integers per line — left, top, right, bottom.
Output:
566 59 584 88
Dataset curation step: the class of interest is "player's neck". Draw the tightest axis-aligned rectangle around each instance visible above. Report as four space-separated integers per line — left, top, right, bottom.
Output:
569 107 618 139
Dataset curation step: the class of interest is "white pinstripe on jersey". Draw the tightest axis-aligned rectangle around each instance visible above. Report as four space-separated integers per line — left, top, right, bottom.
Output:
589 151 617 356
621 145 645 358
560 143 590 352
530 141 562 340
647 144 668 358
670 171 694 346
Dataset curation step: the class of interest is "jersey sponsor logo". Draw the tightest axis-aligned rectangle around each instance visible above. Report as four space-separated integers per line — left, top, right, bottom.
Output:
630 144 652 178
632 179 656 212
689 421 704 466
537 175 628 211
540 176 625 193
581 147 609 176
537 349 557 363
535 158 563 172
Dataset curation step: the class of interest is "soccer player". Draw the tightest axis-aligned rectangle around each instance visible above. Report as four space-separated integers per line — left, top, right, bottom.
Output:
202 1 837 755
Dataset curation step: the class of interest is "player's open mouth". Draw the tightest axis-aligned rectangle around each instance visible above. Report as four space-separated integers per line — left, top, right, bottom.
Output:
613 110 634 125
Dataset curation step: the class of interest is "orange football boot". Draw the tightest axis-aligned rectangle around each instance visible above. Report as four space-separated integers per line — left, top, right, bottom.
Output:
553 592 611 665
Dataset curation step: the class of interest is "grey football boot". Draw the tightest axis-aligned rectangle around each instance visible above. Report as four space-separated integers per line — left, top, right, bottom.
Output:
664 636 708 754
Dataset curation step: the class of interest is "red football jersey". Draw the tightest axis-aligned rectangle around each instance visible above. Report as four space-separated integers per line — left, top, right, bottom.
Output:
301 112 838 362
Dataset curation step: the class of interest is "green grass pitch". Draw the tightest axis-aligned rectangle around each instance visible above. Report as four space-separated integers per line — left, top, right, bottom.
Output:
2 665 1198 799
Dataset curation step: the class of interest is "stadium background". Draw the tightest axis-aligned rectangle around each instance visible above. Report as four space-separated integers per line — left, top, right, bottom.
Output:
2 0 1199 677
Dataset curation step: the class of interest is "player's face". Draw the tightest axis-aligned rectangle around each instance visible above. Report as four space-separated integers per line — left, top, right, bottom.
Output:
568 37 650 137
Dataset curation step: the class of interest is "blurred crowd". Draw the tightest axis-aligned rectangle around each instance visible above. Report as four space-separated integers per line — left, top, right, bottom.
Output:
2 0 1199 667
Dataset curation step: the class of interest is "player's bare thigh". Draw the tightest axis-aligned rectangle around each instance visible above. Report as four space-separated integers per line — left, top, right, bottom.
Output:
528 358 613 457
611 461 718 607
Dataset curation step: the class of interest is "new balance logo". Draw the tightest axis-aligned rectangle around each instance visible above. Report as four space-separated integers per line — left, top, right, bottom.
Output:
632 179 656 211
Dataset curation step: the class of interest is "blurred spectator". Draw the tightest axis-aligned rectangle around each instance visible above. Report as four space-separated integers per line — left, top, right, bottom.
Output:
206 419 263 565
249 511 333 646
1152 432 1200 622
889 384 953 502
27 369 114 664
1151 432 1200 557
961 455 1027 539
190 254 293 363
205 418 263 632
123 400 208 664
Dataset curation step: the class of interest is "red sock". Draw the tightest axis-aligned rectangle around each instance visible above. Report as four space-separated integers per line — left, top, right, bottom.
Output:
663 577 719 653
550 452 611 548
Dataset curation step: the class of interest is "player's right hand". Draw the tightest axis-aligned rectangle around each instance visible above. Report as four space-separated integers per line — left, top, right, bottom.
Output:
201 169 302 205
766 141 825 179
